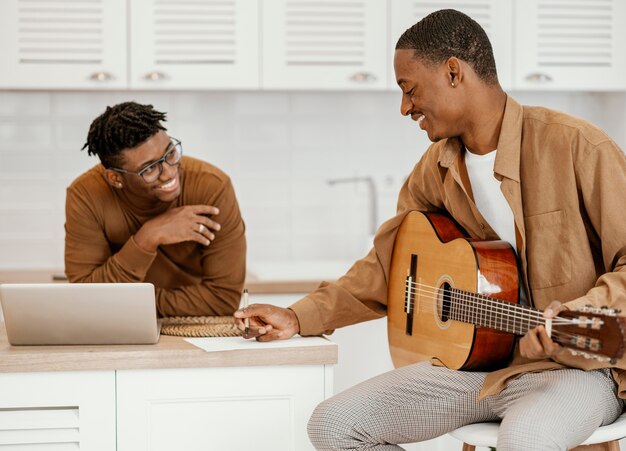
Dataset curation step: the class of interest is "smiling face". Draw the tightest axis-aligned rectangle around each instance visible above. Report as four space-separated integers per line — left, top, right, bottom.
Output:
394 49 465 142
114 130 182 204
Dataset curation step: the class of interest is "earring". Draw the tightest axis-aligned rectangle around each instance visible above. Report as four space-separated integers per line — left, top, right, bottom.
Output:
451 82 455 87
117 183 123 188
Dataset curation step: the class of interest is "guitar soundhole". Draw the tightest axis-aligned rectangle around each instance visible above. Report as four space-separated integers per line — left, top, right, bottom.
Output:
439 282 452 322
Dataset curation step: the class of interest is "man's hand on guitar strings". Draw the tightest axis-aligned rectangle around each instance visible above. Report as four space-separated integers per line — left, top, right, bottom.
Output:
519 300 565 360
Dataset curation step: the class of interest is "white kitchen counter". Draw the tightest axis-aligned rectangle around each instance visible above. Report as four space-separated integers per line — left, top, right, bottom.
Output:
246 259 353 281
245 259 353 293
0 323 337 373
0 322 336 450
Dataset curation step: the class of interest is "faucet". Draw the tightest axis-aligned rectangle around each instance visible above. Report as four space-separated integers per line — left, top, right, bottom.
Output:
327 176 378 236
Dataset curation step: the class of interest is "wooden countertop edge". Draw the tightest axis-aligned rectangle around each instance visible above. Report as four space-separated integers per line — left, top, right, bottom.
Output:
0 324 338 373
0 345 338 373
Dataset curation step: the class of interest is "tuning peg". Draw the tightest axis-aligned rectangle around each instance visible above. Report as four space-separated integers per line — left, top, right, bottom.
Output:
597 306 621 316
578 305 621 315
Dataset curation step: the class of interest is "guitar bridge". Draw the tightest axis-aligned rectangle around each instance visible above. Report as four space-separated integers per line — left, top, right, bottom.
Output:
404 254 418 336
405 276 413 315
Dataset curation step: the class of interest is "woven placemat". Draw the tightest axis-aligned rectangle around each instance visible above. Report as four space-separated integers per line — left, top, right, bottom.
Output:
160 316 242 337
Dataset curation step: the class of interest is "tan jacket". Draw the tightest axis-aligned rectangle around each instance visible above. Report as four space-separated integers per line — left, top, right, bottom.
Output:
290 96 626 399
65 156 246 317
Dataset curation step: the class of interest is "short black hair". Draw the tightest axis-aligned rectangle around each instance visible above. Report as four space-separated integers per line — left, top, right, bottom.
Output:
395 9 498 85
82 101 167 168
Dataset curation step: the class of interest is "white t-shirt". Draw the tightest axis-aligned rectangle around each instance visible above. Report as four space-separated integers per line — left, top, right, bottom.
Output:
465 148 528 304
464 149 516 249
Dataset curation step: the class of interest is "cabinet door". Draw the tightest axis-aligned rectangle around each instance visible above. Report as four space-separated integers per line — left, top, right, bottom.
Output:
117 365 331 451
0 0 127 89
261 0 387 90
129 0 259 89
514 0 626 90
389 1 513 90
0 371 116 450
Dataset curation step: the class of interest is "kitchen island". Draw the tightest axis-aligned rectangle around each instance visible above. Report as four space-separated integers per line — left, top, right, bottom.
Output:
0 323 337 451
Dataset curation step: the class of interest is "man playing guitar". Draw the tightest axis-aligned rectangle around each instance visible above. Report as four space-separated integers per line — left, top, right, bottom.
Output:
235 9 626 451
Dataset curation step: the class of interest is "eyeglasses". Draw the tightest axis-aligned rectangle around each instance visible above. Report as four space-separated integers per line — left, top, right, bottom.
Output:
111 137 183 183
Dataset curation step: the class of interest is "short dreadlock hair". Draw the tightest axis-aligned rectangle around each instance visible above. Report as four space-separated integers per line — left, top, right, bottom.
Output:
82 101 167 168
395 9 498 85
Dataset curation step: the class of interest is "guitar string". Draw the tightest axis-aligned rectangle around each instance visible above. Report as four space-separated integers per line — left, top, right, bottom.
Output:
405 285 575 336
405 289 579 344
402 282 589 344
405 279 576 325
402 286 584 345
404 281 579 332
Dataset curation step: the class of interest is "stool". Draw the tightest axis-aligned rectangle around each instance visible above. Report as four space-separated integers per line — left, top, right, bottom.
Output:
449 412 626 451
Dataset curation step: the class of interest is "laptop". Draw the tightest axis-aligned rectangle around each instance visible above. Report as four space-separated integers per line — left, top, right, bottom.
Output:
0 283 161 345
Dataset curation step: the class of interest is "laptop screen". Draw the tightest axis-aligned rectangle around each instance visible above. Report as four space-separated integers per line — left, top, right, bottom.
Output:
0 283 160 345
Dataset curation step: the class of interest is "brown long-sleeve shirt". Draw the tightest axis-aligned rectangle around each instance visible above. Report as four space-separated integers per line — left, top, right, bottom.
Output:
65 156 246 317
290 96 626 399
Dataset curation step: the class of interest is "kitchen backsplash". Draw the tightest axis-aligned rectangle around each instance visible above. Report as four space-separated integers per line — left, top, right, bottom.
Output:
0 90 624 270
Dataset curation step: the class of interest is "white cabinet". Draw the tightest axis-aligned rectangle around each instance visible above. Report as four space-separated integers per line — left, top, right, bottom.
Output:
0 365 332 451
513 0 626 90
0 371 116 450
261 0 388 90
0 0 127 89
0 0 259 90
1 0 625 91
117 365 332 451
129 0 260 89
389 0 514 90
0 319 336 451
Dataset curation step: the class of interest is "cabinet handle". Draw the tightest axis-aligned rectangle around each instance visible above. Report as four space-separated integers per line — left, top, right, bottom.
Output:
525 73 553 83
144 71 168 81
89 71 114 82
349 72 377 83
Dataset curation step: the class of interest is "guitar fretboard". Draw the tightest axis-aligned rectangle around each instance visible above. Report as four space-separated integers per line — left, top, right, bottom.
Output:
447 287 543 336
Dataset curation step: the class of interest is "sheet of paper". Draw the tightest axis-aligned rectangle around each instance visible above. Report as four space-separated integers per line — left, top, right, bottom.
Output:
185 335 334 353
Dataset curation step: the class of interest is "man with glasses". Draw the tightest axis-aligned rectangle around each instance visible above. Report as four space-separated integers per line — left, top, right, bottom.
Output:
64 101 246 317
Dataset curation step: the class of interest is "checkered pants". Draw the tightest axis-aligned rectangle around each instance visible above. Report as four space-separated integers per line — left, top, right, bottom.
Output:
308 362 622 451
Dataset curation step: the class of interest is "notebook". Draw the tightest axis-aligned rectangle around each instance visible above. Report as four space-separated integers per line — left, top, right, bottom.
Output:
0 283 161 345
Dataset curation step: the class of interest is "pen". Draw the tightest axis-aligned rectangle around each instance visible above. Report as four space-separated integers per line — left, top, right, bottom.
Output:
243 288 249 336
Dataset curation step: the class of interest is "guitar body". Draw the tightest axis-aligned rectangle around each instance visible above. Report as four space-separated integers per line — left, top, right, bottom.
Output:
388 211 520 371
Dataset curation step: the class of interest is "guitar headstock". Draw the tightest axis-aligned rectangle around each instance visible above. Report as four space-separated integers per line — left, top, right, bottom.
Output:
554 306 626 363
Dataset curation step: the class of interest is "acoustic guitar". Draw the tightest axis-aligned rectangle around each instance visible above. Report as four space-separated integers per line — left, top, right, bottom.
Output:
387 211 626 371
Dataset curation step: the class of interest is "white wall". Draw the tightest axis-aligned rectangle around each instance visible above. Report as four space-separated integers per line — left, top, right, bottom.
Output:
0 89 624 270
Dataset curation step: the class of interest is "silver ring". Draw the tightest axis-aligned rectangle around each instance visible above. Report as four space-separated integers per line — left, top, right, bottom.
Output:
198 224 205 234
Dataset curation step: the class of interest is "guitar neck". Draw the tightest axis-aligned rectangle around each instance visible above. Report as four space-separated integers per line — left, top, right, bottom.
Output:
448 288 543 337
